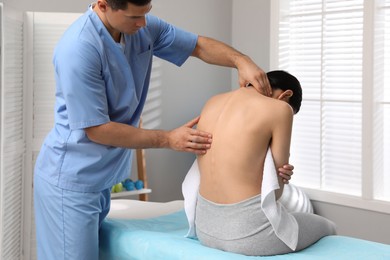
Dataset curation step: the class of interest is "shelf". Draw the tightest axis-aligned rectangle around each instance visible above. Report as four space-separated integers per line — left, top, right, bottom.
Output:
110 189 152 199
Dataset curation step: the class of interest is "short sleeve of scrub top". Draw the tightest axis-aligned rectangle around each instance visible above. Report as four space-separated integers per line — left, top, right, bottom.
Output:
54 39 110 131
145 15 198 67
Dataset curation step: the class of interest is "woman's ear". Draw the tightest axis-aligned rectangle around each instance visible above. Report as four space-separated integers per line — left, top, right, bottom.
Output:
278 90 293 102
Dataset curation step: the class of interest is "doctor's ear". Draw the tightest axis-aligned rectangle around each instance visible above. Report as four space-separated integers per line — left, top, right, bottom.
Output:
96 0 109 12
278 90 293 102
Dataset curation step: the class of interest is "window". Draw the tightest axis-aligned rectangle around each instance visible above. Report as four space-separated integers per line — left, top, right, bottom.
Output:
271 0 390 213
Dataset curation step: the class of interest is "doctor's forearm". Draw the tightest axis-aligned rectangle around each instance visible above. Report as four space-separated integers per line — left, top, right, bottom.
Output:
85 119 212 155
192 36 250 69
85 121 169 149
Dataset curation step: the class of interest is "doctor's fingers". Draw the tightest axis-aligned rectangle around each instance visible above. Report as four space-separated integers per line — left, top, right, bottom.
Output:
169 138 210 155
188 129 212 142
187 138 211 149
180 132 211 155
184 116 201 128
184 145 210 155
167 127 210 152
183 116 212 135
252 74 272 97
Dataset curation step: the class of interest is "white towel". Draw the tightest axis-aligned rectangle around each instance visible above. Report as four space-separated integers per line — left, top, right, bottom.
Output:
182 159 200 238
182 148 299 250
261 148 299 250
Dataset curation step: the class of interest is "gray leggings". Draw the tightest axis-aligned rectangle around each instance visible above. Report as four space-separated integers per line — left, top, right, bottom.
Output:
195 193 336 256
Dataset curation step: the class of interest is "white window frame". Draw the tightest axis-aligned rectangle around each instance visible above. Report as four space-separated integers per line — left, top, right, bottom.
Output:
270 0 390 214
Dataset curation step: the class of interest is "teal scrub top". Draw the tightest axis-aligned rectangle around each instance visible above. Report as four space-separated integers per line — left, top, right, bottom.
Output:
34 7 198 192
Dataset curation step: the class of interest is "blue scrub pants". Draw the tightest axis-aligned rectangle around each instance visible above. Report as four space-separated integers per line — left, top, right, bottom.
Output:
34 174 111 260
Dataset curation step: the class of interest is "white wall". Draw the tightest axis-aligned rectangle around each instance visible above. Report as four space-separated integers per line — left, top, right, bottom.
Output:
312 201 390 244
2 0 88 12
231 0 271 87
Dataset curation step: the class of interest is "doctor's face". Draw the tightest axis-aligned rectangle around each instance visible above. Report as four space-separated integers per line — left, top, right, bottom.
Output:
98 1 152 36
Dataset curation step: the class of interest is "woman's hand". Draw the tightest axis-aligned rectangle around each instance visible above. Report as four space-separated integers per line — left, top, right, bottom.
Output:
279 164 294 184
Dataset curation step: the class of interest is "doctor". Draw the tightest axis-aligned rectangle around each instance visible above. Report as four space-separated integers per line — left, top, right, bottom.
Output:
33 0 293 259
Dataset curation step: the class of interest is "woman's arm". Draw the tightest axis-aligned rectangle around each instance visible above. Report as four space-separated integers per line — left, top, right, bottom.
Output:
269 102 294 200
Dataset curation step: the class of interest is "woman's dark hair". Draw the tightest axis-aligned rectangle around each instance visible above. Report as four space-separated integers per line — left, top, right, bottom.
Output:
267 70 302 114
106 0 151 10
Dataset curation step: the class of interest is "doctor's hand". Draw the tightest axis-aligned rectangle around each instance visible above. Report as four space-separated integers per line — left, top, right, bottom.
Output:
237 56 272 97
279 164 294 184
167 116 212 155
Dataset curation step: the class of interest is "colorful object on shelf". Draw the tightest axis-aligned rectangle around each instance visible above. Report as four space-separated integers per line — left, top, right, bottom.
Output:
111 182 123 193
134 180 144 190
111 178 145 193
123 178 135 191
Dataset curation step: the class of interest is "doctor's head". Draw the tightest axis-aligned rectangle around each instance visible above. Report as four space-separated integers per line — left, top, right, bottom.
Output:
106 0 152 10
267 70 302 114
94 0 152 38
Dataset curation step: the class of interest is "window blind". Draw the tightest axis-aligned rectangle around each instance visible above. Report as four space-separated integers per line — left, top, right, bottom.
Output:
275 0 390 204
0 4 24 259
277 0 370 197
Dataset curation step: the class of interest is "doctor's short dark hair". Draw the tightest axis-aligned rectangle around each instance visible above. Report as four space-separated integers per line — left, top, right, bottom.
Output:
106 0 151 10
267 70 302 114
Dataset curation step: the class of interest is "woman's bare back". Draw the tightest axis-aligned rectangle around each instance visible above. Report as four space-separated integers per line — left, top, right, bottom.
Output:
197 87 291 204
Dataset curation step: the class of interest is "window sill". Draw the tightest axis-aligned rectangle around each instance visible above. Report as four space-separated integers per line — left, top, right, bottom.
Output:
301 187 390 214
